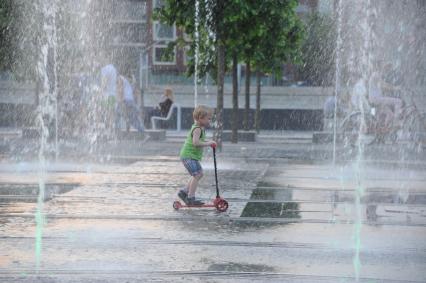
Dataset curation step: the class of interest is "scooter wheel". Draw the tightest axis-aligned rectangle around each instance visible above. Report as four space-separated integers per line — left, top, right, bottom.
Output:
173 201 181 210
216 199 228 212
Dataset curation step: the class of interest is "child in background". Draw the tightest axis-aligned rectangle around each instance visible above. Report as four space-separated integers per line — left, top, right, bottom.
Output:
178 105 216 205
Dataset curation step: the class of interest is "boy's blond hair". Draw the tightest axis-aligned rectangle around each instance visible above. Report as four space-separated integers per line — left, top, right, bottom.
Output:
193 105 212 121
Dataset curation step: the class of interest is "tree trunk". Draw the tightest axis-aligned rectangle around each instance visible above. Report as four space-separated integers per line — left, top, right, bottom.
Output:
244 60 251 131
214 41 225 150
255 70 261 133
231 52 238 143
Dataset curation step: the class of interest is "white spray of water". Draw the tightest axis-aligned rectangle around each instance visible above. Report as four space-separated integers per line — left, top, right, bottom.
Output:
194 0 200 107
203 0 216 99
352 0 373 280
332 0 342 166
35 0 58 271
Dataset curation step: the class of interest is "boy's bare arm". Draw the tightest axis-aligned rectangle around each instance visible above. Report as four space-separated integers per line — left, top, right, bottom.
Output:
192 128 215 147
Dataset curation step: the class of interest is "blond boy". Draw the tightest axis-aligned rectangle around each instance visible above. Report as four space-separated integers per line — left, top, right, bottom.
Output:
178 105 216 205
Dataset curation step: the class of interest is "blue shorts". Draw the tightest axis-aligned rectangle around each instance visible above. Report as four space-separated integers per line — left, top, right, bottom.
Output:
181 158 203 176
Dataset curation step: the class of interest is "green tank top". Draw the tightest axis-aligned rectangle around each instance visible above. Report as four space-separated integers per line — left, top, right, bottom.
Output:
180 124 205 160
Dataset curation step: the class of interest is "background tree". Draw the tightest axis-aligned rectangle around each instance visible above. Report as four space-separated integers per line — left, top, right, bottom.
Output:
0 0 13 73
155 0 304 143
155 0 232 149
0 0 39 80
217 0 304 138
218 0 304 141
221 1 251 143
298 12 336 86
249 0 304 133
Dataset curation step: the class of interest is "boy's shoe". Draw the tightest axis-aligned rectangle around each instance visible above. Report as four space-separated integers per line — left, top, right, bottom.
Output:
178 190 188 202
186 197 204 206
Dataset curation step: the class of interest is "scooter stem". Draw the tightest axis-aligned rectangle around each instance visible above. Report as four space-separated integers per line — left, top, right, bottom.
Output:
213 147 220 198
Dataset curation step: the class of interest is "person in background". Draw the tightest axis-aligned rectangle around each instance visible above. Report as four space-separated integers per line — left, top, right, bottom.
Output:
116 74 146 134
145 87 174 128
100 63 118 98
368 61 403 126
99 63 118 137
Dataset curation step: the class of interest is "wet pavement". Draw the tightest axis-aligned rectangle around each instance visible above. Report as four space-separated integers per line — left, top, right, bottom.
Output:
0 133 426 282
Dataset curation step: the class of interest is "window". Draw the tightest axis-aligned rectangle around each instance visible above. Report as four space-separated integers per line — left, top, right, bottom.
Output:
112 23 147 43
154 0 165 9
153 21 176 41
153 0 176 65
153 45 176 65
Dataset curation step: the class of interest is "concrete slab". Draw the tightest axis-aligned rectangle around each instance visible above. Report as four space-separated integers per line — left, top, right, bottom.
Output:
312 131 342 143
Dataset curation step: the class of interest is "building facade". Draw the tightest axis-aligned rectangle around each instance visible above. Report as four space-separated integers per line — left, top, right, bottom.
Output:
90 0 323 88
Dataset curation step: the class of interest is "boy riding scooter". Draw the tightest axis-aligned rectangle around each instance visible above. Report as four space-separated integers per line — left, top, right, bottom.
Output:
174 105 228 212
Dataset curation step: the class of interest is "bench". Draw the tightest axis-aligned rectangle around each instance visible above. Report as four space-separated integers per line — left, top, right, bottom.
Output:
151 103 181 131
312 131 343 144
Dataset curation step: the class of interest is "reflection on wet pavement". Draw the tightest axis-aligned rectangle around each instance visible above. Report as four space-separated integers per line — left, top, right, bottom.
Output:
0 155 425 282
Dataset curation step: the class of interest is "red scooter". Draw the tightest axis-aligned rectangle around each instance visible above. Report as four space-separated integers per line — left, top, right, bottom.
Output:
173 144 229 212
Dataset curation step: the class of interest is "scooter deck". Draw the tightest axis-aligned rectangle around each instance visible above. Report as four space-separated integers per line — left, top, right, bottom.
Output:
175 201 216 208
173 198 228 212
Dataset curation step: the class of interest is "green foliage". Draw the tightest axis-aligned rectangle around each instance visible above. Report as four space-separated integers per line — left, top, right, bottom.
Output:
248 0 304 78
298 12 336 86
155 0 304 79
154 0 218 78
0 0 14 72
0 1 41 80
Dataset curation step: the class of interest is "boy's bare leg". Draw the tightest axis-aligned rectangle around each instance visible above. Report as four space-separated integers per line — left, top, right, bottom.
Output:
188 177 198 197
184 177 193 194
188 174 202 197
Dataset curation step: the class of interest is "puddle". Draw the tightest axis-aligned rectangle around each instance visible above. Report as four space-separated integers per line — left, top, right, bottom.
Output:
0 183 78 202
241 188 300 218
